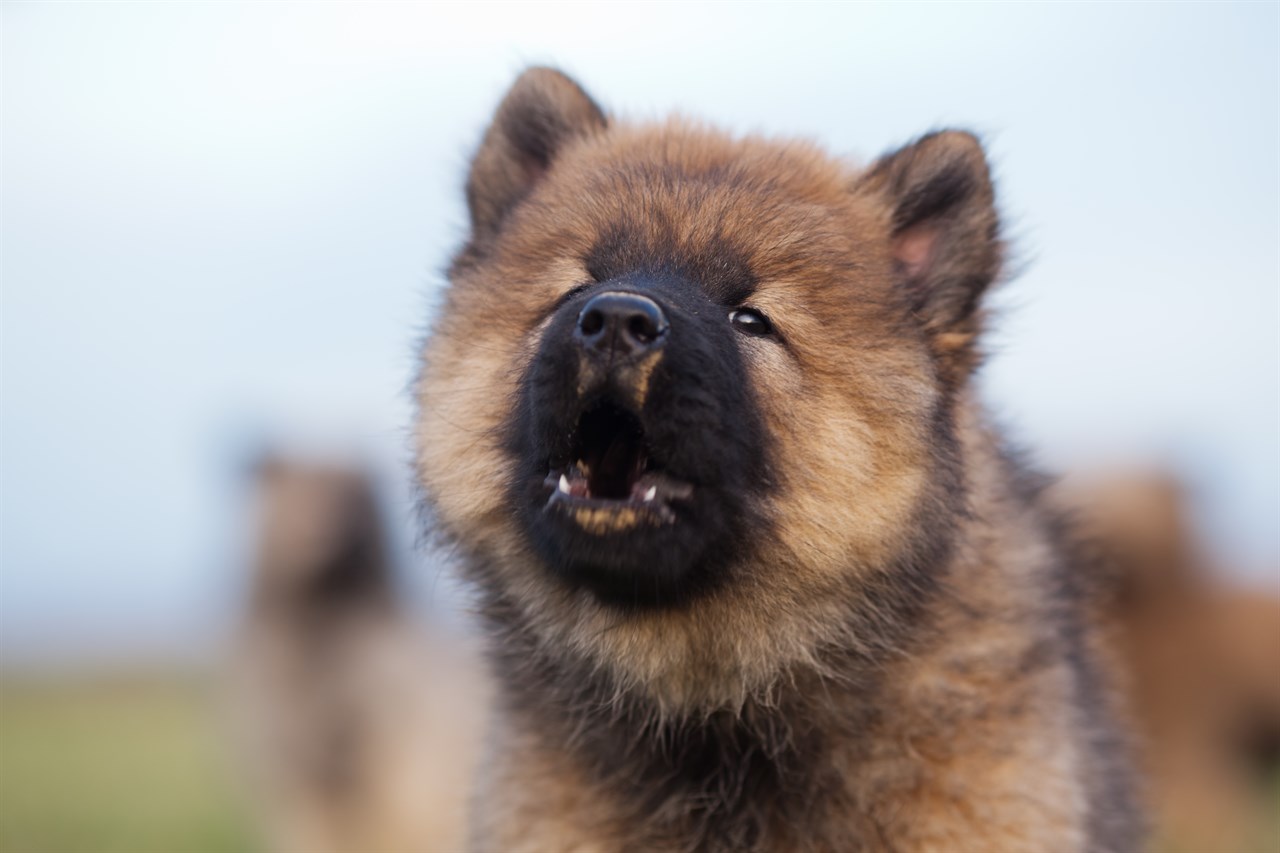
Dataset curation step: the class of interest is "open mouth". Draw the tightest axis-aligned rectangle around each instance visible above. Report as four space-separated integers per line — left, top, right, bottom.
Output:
543 401 693 530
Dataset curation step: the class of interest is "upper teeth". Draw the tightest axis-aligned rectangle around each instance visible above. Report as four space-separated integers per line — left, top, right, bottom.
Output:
559 474 571 494
643 486 657 502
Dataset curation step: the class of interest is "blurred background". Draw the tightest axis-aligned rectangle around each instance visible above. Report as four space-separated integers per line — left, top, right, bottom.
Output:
2 2 1276 851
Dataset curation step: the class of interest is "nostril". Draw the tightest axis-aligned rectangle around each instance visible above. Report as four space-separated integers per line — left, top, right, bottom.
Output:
628 314 657 343
579 309 605 337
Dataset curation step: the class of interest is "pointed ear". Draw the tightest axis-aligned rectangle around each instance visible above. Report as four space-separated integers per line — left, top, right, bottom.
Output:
466 67 607 240
855 130 1001 380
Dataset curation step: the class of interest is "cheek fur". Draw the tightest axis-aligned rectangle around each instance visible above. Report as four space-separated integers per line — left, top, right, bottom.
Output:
735 335 801 398
745 342 939 578
415 307 548 548
417 257 586 512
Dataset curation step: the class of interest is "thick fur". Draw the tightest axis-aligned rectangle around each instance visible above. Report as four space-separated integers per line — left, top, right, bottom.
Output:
416 68 1143 851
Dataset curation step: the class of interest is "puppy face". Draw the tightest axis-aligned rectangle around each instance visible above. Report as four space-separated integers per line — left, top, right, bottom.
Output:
416 70 999 710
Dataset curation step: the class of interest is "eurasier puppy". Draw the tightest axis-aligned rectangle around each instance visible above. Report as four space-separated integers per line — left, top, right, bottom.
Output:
415 68 1143 852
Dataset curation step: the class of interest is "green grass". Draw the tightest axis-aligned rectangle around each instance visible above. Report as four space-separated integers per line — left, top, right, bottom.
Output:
0 675 256 853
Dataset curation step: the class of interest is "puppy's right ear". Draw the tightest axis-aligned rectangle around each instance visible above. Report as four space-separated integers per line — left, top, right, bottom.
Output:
466 68 606 240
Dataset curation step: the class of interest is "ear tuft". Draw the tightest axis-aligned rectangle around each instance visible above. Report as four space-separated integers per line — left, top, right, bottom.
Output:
466 68 606 240
856 130 1001 381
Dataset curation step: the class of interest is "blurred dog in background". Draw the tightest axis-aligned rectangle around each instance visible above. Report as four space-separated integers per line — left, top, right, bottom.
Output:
1061 471 1280 852
229 456 484 853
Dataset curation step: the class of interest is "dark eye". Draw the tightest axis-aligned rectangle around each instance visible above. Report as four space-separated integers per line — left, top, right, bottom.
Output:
729 308 772 337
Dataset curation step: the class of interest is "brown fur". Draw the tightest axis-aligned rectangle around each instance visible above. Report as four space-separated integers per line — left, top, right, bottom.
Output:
416 68 1142 851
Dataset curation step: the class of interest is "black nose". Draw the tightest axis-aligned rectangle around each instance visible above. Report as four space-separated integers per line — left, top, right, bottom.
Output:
575 292 668 359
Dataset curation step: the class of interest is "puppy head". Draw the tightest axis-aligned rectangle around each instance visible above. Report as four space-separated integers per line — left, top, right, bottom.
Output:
417 69 1001 710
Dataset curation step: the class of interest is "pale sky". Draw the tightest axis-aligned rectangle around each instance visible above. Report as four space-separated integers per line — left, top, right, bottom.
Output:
2 1 1277 664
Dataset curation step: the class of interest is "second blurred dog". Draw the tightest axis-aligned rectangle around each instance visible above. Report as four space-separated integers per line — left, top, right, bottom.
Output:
230 457 484 853
1063 471 1280 852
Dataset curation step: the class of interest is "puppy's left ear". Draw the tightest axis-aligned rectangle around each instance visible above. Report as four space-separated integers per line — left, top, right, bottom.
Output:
855 130 1001 381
